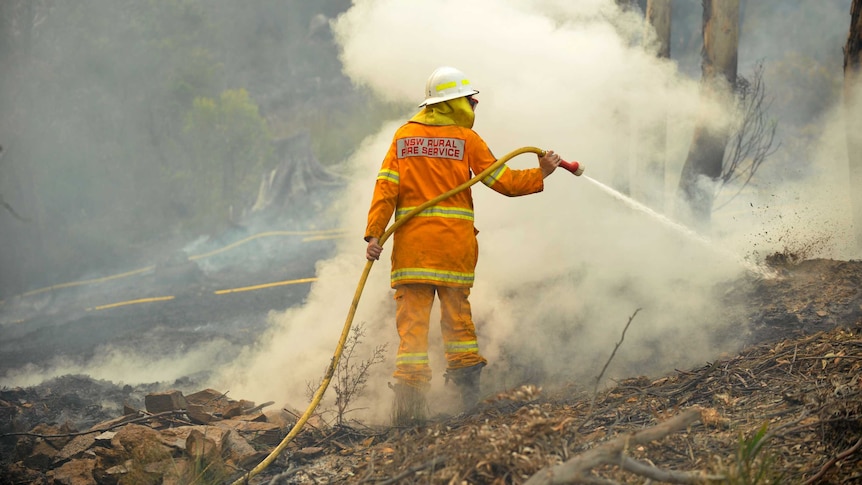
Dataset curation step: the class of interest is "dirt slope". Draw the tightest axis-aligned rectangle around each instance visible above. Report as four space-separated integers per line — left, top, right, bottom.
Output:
245 259 862 484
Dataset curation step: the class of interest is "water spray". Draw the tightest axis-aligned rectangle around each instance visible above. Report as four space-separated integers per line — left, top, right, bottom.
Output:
556 156 775 279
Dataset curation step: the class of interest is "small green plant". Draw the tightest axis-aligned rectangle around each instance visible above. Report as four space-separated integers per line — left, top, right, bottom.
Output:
306 322 387 426
725 422 785 485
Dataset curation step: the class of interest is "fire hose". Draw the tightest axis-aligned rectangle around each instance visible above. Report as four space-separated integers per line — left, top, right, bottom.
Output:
231 146 583 485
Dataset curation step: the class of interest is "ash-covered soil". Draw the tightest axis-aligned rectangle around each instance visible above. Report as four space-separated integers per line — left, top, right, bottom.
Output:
0 238 334 372
2 257 861 484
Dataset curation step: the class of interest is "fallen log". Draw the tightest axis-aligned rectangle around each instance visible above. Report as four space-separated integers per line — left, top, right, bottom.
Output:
524 407 724 484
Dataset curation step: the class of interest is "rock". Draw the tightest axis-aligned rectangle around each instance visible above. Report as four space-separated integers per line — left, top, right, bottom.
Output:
232 412 268 423
1 461 47 484
159 425 258 470
22 439 59 471
186 428 222 459
55 434 97 463
144 390 187 414
89 411 144 431
185 388 255 419
13 422 71 466
186 403 216 424
96 461 130 484
222 429 261 468
4 386 286 482
49 458 97 485
213 419 283 446
110 424 173 460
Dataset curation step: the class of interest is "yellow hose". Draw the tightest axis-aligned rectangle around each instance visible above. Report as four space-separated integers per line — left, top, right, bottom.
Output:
231 146 547 484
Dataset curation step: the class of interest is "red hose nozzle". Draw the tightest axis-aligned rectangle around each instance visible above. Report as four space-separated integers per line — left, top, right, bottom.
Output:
560 159 584 176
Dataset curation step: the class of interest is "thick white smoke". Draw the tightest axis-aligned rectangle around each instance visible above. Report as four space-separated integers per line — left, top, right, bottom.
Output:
215 0 855 423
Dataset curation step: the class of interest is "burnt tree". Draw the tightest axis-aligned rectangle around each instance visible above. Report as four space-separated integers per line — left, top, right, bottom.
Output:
714 62 778 210
845 0 862 251
676 0 739 226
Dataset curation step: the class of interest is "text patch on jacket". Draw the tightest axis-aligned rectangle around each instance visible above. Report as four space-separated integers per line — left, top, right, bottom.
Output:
396 137 466 160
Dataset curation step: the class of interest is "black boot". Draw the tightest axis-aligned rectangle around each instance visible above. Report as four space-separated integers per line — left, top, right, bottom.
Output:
445 363 485 412
389 381 427 426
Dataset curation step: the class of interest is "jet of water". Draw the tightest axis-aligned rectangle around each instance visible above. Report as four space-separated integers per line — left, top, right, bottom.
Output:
581 175 776 279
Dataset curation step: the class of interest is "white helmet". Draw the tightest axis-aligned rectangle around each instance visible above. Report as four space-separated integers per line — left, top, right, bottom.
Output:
419 66 479 107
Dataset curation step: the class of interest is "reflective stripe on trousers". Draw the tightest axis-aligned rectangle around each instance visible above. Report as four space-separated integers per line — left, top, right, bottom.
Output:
393 284 488 386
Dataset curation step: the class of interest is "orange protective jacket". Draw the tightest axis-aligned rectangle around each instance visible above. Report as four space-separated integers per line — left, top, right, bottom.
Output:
365 98 544 288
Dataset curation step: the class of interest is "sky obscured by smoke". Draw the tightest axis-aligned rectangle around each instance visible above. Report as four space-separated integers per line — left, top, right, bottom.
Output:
213 0 856 422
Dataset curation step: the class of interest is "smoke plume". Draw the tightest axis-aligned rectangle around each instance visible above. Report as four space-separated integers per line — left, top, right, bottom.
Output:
215 0 855 423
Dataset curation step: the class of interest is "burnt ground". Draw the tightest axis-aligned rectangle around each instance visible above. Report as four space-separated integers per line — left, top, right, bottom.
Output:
0 236 334 372
2 257 862 484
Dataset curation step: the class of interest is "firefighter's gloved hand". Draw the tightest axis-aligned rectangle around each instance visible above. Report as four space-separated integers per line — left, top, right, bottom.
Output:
539 150 562 178
366 237 383 261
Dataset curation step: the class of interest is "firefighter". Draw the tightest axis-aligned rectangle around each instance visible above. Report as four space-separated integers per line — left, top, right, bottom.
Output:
364 66 561 425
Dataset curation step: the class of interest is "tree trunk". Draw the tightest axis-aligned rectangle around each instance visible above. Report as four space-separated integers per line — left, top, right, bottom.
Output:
637 0 671 210
611 0 640 196
845 0 862 252
646 0 671 59
676 0 739 226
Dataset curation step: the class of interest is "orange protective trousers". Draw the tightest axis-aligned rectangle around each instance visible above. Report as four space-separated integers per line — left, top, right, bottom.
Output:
393 284 487 388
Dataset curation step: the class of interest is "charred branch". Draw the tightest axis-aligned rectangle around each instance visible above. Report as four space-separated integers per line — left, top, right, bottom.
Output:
714 60 780 210
0 147 30 222
591 308 641 413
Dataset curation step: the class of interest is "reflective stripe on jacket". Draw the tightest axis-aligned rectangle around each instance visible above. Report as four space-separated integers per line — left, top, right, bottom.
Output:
365 121 544 288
